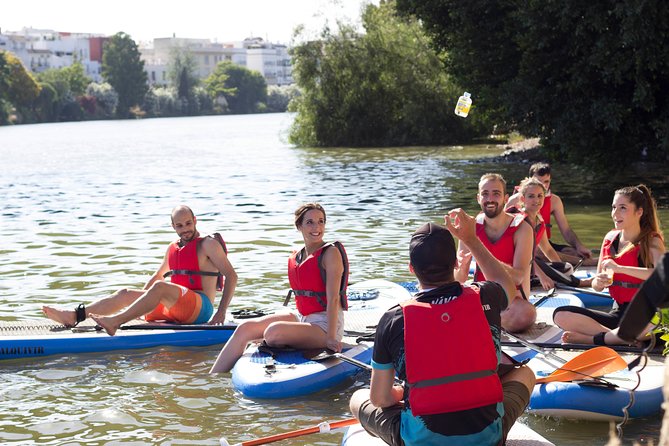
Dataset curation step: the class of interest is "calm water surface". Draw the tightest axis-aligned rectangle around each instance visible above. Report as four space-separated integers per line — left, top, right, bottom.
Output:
1 114 667 445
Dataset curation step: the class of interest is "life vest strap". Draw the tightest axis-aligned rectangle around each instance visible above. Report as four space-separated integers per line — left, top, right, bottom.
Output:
164 269 222 278
611 280 641 289
409 369 497 389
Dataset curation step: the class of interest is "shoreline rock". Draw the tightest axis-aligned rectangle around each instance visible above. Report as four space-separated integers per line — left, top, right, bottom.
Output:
491 137 545 163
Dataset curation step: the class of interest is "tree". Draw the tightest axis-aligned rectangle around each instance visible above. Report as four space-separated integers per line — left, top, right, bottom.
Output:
1 51 41 123
205 61 267 114
288 1 481 147
167 47 198 99
395 0 669 166
102 32 148 118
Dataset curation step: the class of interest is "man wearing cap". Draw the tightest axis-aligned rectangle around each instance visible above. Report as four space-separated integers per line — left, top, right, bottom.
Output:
349 208 536 446
455 173 536 332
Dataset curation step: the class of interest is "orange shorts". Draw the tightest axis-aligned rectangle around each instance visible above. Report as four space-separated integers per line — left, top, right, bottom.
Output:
144 285 214 324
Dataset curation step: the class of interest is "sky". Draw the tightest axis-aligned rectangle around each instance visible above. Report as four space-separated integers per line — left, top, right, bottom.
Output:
1 0 376 44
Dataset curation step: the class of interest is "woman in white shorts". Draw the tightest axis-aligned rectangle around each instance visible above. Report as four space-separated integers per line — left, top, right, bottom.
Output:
210 203 348 373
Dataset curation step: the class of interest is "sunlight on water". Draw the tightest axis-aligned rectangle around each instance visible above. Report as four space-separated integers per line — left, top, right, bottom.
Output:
0 113 667 444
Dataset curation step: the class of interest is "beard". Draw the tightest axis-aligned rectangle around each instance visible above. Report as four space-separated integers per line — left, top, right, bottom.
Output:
482 202 503 219
179 230 198 244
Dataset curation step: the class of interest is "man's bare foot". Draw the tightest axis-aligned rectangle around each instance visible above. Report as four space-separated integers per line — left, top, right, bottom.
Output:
90 314 118 336
42 306 77 327
561 331 595 344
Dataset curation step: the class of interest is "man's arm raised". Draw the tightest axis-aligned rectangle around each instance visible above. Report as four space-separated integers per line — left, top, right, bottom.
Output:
202 237 238 324
445 209 515 303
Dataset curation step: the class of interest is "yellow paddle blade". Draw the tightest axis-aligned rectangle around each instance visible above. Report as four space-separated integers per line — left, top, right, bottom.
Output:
535 347 628 384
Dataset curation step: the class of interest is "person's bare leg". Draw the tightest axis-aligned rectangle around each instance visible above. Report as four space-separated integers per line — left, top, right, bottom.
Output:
90 282 182 336
43 288 144 326
210 313 297 373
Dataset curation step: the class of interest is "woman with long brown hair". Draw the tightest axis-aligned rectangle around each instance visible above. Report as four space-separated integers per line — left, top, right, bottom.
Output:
554 184 665 345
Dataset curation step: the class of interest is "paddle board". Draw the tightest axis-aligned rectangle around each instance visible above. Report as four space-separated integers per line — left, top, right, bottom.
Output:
341 421 555 446
230 279 412 399
0 320 237 361
527 351 665 421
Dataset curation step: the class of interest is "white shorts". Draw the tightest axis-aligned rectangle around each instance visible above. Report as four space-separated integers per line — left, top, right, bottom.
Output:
292 308 345 341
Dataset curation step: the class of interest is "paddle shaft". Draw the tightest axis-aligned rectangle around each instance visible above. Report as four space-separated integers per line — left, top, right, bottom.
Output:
220 418 358 446
555 283 612 299
120 323 237 331
502 340 648 354
503 330 566 364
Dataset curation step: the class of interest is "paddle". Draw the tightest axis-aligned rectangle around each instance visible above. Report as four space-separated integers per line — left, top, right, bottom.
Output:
535 346 628 384
219 418 358 446
503 331 628 383
120 323 238 331
308 349 375 372
531 287 557 308
501 340 648 354
308 349 405 385
555 283 612 299
535 257 581 287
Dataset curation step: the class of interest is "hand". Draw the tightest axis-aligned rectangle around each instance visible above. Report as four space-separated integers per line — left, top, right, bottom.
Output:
326 337 342 353
600 258 620 273
208 311 226 325
592 272 613 291
577 245 593 259
455 250 473 275
445 208 476 244
539 274 555 291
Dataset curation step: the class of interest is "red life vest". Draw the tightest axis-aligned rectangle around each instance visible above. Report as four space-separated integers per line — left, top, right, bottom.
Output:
474 212 525 282
165 233 227 291
287 241 349 316
505 206 546 247
540 193 553 239
601 230 644 304
400 285 502 416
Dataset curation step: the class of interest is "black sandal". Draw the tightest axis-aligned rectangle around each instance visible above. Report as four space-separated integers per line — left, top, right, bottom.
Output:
74 304 86 327
593 331 607 345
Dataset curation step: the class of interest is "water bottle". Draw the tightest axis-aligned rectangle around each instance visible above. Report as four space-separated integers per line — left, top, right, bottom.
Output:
454 92 472 118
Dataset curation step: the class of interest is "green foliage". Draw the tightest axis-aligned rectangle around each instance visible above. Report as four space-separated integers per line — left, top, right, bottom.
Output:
396 0 669 167
167 47 199 101
266 84 300 113
85 82 118 118
102 32 148 118
0 51 11 124
204 61 267 114
3 51 41 110
32 82 58 122
288 1 481 147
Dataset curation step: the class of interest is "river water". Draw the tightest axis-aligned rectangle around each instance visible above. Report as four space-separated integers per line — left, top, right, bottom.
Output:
1 113 667 445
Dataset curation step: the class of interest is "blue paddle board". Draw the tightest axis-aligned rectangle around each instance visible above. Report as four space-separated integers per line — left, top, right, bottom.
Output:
230 279 412 399
0 320 236 361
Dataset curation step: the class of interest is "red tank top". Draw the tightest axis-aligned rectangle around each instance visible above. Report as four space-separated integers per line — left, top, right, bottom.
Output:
400 285 502 416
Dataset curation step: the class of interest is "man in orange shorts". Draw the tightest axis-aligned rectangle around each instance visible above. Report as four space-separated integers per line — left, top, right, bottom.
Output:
42 205 238 335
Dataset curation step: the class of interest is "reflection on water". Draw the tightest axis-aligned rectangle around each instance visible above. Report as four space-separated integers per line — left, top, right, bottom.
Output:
0 114 667 444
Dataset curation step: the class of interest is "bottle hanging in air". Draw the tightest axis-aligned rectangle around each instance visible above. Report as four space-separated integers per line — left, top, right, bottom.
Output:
454 92 472 118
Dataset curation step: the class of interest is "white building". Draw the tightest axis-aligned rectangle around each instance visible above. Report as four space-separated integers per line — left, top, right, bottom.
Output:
140 36 292 87
1 28 293 87
0 28 106 82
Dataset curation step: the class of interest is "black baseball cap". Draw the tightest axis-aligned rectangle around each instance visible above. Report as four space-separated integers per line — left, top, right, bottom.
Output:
409 222 457 283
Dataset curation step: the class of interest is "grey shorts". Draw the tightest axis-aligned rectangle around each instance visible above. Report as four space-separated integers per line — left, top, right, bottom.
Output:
292 308 345 341
354 397 404 446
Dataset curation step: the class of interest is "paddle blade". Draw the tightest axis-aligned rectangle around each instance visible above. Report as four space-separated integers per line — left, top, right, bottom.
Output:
535 347 628 384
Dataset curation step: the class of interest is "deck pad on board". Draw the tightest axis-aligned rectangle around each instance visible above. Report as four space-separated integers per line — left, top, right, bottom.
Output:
341 421 555 446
